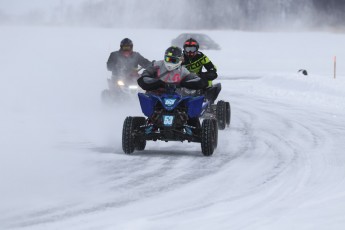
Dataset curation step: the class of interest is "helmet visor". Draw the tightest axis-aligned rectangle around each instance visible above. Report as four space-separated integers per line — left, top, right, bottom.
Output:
184 46 197 52
121 45 132 51
165 55 181 64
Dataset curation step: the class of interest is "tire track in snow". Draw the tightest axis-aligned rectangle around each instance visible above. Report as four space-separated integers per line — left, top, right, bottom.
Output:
5 90 345 230
4 112 251 229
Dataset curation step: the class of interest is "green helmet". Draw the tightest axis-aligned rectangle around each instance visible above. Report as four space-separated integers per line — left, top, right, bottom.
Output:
164 46 183 71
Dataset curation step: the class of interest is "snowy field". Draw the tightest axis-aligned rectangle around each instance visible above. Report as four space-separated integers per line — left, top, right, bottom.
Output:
1 26 345 230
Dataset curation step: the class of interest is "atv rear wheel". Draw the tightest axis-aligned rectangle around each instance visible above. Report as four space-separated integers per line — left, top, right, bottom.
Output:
216 100 227 130
225 101 231 127
212 118 218 149
201 119 218 156
122 116 146 154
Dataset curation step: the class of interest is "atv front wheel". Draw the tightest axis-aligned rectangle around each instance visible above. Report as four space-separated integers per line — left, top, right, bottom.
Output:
201 119 218 156
134 117 147 151
212 118 218 149
122 116 146 154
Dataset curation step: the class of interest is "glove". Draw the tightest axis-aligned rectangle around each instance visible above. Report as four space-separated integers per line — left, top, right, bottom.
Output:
198 72 208 79
138 77 165 91
199 71 217 81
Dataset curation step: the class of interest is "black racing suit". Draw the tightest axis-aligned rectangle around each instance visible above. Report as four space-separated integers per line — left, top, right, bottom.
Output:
137 60 207 92
182 51 220 104
107 51 151 78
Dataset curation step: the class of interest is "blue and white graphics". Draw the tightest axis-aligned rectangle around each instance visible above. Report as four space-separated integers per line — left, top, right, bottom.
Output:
163 115 174 126
164 98 176 107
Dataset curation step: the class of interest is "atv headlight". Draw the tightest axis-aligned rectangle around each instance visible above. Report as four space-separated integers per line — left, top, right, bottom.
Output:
129 85 138 89
117 80 125 86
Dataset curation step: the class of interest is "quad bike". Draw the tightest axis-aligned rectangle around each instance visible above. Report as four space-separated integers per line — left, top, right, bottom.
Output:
180 83 231 130
101 72 143 104
122 84 218 156
202 83 231 130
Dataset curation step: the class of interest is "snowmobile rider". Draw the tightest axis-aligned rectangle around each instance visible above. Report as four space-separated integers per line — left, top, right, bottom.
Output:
137 46 208 92
182 38 220 104
106 38 152 79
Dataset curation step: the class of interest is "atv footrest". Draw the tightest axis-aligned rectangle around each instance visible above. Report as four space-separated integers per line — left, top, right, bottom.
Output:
137 129 201 143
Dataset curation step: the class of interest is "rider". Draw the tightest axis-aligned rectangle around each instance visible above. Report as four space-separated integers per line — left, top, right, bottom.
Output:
182 38 220 104
106 38 152 81
137 46 207 92
138 46 208 130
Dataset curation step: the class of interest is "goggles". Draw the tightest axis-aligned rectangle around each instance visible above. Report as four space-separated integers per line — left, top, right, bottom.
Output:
185 41 198 46
121 45 132 51
184 46 197 52
165 55 181 64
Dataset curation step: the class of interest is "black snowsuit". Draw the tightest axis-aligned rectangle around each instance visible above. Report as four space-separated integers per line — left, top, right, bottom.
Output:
137 60 208 92
182 51 217 84
182 51 220 104
107 51 151 77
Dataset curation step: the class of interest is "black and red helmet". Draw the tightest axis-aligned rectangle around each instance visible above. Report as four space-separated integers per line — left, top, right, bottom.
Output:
183 38 199 57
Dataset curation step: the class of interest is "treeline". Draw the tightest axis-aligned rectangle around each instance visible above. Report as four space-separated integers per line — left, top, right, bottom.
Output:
1 0 345 30
75 0 345 30
312 0 345 26
187 0 345 29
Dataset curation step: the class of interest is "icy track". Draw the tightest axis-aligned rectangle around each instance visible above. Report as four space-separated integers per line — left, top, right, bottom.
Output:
1 26 345 230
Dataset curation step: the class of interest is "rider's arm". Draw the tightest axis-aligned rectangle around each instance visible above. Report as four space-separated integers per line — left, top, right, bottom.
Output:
106 52 116 71
137 67 165 91
180 72 208 90
137 52 152 69
199 69 217 81
200 54 218 81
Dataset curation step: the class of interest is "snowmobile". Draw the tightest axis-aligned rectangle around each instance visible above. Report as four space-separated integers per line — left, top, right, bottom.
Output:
101 72 143 104
122 84 218 156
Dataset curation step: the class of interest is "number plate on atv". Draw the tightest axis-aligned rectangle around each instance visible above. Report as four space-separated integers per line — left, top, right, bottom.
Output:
164 98 176 106
162 115 174 126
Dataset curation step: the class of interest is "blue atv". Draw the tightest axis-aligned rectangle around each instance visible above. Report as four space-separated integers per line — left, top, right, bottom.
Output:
122 84 218 156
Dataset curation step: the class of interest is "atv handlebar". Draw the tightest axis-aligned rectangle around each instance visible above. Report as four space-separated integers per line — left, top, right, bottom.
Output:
164 83 181 94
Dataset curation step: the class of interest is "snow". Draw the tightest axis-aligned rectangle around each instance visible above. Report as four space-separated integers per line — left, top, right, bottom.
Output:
0 25 345 230
0 0 86 15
